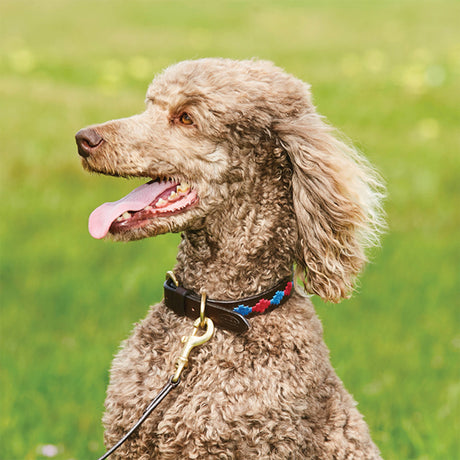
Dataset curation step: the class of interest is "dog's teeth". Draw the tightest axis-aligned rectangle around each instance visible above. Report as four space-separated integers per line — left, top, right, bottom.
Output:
156 198 168 208
177 183 190 195
117 216 123 222
122 212 131 219
168 191 179 201
144 205 153 211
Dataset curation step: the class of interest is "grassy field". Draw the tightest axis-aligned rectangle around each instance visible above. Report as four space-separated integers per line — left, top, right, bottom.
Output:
1 0 459 459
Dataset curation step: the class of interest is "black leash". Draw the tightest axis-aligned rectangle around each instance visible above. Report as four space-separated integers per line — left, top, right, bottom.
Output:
97 376 180 460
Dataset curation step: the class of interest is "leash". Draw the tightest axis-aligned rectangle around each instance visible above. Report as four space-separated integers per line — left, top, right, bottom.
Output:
96 289 214 460
97 377 179 460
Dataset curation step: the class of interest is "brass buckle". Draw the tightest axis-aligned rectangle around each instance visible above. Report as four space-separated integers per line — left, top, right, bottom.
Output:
199 291 207 328
166 270 179 287
165 272 214 382
172 315 214 383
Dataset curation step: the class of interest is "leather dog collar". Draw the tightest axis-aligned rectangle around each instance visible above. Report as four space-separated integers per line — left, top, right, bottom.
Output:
164 276 293 333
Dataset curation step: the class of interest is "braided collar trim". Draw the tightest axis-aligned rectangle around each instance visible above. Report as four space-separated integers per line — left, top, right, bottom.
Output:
233 281 293 317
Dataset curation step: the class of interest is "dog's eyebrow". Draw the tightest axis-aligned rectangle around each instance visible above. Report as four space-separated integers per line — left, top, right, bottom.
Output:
146 96 169 109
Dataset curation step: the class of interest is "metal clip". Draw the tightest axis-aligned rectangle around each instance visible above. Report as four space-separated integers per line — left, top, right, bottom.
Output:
166 270 179 287
199 291 207 328
172 316 214 383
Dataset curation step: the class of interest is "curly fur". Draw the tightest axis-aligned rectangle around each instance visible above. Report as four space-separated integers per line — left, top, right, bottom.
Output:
78 58 385 458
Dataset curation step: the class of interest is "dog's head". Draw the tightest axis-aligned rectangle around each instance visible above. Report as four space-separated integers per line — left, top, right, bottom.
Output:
77 58 384 302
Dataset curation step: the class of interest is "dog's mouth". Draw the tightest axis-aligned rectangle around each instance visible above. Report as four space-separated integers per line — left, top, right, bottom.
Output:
88 179 199 239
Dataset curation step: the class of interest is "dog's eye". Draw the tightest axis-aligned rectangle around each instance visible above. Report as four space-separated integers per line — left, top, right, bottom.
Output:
178 112 194 126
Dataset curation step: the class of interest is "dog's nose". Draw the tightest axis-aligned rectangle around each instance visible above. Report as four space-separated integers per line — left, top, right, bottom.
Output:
75 128 104 158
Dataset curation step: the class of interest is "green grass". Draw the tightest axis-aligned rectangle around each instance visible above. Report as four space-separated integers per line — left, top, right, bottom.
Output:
1 1 459 458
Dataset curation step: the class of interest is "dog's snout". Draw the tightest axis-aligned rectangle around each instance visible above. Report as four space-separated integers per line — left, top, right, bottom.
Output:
75 128 104 158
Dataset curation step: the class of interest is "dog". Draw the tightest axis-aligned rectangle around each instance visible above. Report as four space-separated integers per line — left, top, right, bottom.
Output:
76 58 384 459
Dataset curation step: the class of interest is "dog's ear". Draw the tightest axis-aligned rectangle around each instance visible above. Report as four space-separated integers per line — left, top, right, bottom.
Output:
275 111 385 303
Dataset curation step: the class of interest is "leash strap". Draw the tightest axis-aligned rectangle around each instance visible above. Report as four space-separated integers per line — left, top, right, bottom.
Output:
97 376 179 460
96 308 214 460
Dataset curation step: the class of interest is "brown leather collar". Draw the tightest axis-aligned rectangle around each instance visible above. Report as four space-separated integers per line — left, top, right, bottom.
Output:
164 276 293 333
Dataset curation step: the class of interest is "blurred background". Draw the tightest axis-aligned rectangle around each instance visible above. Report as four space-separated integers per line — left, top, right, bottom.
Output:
1 0 458 458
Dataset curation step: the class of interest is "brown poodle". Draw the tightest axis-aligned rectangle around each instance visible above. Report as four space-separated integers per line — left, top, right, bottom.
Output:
76 58 385 459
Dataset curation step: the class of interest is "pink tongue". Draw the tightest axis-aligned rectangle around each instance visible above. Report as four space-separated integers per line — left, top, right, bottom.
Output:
88 181 174 239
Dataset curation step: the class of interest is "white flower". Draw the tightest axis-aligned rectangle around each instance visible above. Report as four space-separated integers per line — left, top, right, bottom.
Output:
40 444 59 457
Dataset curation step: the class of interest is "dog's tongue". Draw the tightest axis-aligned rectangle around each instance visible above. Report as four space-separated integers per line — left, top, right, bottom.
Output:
88 180 173 239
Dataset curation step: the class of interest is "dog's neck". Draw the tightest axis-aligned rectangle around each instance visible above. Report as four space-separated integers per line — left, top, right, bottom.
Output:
174 180 296 300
